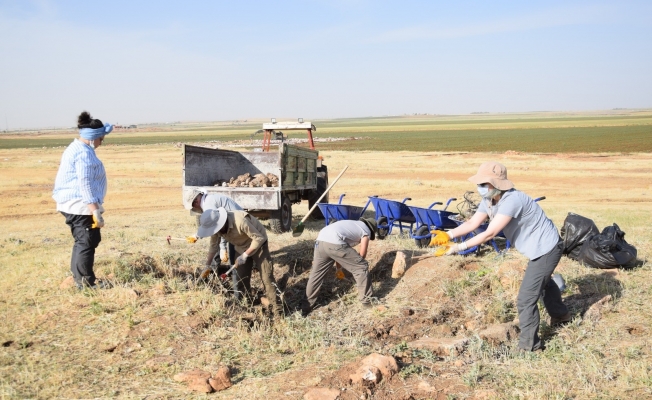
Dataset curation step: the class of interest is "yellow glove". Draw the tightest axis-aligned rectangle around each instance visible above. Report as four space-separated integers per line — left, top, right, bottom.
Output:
220 249 229 263
429 230 450 247
434 245 450 257
186 236 198 244
91 209 104 229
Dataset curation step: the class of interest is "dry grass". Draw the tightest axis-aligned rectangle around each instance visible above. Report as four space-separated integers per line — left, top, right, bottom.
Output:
0 143 650 399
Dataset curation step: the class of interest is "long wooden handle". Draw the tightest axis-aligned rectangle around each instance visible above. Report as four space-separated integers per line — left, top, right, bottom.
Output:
300 165 349 224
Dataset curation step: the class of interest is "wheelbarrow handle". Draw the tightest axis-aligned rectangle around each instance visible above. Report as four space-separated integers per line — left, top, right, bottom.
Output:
443 197 457 211
428 201 443 209
402 197 412 203
338 193 346 204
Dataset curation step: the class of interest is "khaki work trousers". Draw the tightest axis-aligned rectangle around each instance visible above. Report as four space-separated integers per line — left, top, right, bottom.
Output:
233 242 281 314
305 241 372 308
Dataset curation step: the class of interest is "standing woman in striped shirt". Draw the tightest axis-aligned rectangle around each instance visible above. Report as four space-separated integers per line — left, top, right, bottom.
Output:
52 111 113 289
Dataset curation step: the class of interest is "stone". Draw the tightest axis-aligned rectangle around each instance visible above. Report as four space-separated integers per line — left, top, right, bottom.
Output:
59 276 75 289
349 353 398 384
303 387 340 400
585 295 612 322
173 369 211 383
208 366 232 391
188 377 213 393
402 308 414 316
260 296 270 307
361 366 381 384
392 251 407 278
408 337 469 356
478 322 519 345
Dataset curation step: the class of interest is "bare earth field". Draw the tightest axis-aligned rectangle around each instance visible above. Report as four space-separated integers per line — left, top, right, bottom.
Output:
0 140 651 399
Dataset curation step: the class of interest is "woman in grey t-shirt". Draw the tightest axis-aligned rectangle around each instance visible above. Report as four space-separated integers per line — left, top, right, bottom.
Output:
438 161 571 352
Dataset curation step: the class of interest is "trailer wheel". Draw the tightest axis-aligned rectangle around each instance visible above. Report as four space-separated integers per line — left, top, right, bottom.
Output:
308 165 329 219
270 197 292 233
414 225 431 248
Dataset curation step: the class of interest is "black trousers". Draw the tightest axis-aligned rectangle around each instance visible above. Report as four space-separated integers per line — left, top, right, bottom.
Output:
62 212 101 286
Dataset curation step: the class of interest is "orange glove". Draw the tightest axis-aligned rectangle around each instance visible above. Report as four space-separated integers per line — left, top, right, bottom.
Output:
186 236 198 244
335 266 345 280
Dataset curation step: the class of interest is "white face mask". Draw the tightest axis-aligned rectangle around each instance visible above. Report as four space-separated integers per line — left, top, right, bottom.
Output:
477 185 489 197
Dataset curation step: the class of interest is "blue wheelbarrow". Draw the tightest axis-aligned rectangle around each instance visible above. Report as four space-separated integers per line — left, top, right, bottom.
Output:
407 197 458 248
448 196 546 255
367 196 416 237
317 194 372 226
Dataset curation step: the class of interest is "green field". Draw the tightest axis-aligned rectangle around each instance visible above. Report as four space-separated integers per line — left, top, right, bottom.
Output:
1 112 651 152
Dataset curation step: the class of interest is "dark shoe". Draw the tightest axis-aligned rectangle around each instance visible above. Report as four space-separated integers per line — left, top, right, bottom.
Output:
300 300 314 317
519 346 544 353
550 312 572 327
76 279 112 290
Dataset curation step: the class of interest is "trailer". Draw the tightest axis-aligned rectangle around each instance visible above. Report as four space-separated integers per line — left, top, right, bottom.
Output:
183 141 328 233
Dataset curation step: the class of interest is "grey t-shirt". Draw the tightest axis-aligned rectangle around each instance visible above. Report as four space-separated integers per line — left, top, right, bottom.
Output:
477 189 559 260
201 194 243 212
317 220 371 247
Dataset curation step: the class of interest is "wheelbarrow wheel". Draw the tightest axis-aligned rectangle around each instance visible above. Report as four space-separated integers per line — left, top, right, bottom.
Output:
414 225 430 248
377 216 389 239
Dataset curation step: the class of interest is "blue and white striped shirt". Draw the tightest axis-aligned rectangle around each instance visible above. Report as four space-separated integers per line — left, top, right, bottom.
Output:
52 139 107 209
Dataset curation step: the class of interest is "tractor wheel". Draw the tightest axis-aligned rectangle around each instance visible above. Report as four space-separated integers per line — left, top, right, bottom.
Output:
377 216 389 239
270 197 292 233
414 225 431 248
308 165 329 219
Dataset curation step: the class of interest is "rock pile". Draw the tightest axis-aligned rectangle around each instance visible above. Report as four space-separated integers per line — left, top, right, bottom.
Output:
213 172 279 188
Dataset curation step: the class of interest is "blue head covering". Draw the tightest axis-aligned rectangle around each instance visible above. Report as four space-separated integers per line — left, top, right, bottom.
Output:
79 123 114 140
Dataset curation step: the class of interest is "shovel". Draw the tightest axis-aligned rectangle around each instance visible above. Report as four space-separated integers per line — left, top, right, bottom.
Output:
292 165 349 237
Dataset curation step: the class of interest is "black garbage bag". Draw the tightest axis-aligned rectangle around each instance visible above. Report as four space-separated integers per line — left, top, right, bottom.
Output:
577 223 637 269
560 212 600 260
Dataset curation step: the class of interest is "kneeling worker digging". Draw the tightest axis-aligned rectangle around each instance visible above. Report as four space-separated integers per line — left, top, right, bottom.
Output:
195 207 282 316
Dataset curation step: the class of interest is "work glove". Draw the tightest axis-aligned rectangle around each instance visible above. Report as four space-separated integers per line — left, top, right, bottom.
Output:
434 245 450 257
186 236 198 244
429 230 450 247
220 249 229 263
235 252 249 266
91 210 105 229
445 242 468 255
335 263 345 280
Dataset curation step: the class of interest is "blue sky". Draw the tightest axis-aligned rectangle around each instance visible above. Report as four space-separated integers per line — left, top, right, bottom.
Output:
1 0 651 129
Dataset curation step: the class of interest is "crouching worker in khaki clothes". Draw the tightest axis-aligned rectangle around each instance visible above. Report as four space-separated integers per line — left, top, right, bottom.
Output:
301 218 380 316
196 207 282 316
